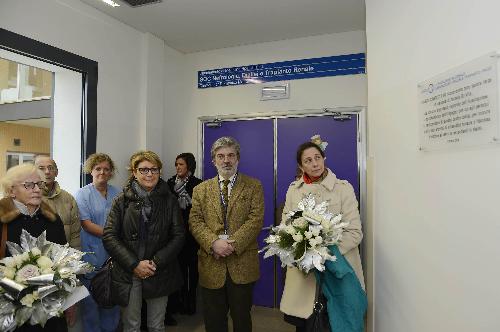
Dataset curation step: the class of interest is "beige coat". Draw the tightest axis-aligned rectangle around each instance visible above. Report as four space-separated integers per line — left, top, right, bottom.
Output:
280 169 364 318
189 173 264 289
42 182 81 249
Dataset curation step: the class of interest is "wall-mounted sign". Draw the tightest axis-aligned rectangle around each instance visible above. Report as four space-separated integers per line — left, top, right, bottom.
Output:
198 53 365 89
418 53 500 151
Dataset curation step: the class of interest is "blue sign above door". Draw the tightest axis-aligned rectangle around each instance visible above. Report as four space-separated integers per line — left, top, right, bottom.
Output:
198 53 365 88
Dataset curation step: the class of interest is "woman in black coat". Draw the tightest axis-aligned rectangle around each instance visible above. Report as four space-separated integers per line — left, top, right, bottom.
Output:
166 153 203 317
102 151 184 332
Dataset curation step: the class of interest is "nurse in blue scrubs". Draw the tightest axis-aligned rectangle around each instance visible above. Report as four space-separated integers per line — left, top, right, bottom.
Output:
75 153 120 332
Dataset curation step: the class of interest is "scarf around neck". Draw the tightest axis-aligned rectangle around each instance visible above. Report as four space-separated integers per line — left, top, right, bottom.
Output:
132 181 153 223
303 170 328 184
174 173 192 210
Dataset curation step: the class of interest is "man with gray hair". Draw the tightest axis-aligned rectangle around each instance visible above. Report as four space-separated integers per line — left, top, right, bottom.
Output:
34 155 81 249
189 136 264 332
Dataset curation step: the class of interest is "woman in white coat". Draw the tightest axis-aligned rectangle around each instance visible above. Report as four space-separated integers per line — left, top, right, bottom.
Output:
280 141 365 332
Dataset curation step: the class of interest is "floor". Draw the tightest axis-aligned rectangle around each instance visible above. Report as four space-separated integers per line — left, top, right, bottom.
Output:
166 306 294 332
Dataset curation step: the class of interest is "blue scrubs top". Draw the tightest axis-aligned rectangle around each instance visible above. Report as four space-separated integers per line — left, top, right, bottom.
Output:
75 183 120 277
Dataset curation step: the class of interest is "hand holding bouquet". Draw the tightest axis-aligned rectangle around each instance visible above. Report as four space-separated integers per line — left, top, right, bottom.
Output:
261 194 349 273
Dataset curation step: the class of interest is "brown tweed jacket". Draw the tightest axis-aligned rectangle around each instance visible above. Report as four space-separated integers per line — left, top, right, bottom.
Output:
189 173 264 289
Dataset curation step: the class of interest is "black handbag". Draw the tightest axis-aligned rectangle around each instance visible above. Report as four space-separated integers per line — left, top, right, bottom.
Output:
89 258 114 308
305 276 331 332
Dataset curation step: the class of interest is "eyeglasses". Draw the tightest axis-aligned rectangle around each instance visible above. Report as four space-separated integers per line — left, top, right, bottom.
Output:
37 165 56 172
19 181 46 190
137 167 160 175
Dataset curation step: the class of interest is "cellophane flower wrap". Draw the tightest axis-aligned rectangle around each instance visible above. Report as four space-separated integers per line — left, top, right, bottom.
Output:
0 229 93 331
260 194 349 273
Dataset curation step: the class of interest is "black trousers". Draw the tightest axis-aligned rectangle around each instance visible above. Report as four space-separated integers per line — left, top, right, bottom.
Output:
201 274 254 332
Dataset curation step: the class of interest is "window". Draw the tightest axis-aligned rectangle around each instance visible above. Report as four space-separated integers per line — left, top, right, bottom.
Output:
6 152 35 170
0 58 52 104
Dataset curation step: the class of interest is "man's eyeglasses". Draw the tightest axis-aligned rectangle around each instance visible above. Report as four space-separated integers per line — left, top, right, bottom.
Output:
37 165 56 172
137 168 160 175
19 181 46 190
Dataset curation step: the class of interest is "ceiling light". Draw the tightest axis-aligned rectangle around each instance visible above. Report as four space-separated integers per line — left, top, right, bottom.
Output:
100 0 120 7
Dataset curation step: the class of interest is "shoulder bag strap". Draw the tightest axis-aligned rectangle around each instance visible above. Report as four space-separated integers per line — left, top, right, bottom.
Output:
0 223 7 259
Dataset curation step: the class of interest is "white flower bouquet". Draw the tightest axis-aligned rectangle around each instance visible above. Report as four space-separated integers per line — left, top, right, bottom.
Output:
0 229 93 331
260 194 349 273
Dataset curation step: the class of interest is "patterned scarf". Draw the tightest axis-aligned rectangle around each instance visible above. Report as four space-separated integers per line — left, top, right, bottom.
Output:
132 181 153 222
174 173 192 210
303 170 328 184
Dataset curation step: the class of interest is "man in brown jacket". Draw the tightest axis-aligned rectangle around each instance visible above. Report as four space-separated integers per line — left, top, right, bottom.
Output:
35 155 81 249
189 136 264 332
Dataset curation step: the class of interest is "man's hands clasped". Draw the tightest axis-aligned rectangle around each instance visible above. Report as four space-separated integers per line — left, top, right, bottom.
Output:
212 239 235 259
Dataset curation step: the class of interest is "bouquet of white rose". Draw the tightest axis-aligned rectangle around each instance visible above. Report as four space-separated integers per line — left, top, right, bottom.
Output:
260 194 349 273
0 229 93 331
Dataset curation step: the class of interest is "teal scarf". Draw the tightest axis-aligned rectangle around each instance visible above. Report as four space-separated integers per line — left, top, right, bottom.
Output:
314 245 367 332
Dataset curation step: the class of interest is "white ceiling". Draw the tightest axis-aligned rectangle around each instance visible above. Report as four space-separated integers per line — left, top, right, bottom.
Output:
79 0 366 53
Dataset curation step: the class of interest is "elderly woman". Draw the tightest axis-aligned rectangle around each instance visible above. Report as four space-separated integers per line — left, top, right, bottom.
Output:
0 164 68 331
103 150 184 332
165 153 202 318
280 142 366 332
75 153 120 332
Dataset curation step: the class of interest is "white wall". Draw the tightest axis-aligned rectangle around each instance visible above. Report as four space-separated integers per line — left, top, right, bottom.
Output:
0 0 162 186
366 0 500 331
52 69 82 195
163 30 367 175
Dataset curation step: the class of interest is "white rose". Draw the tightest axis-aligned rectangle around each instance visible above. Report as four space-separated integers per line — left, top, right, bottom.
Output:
304 231 313 239
311 228 321 237
20 294 35 307
36 256 53 270
285 225 296 235
314 236 323 245
292 217 307 228
30 248 41 256
14 255 25 268
292 233 303 242
1 266 16 279
41 268 53 275
1 257 16 268
15 264 40 283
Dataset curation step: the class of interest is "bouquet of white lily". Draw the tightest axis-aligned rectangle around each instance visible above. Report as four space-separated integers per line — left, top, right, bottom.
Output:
0 229 93 331
260 193 349 273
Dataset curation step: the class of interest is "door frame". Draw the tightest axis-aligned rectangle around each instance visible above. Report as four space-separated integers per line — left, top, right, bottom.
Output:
198 107 367 230
0 28 98 187
198 106 369 308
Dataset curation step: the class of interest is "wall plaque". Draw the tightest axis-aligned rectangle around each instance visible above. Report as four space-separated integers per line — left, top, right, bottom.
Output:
418 53 499 151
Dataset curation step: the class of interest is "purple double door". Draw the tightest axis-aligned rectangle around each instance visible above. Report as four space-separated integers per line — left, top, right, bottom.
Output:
202 114 359 308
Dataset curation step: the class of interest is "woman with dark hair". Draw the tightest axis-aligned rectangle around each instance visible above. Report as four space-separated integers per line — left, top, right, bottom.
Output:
166 153 203 316
280 141 366 332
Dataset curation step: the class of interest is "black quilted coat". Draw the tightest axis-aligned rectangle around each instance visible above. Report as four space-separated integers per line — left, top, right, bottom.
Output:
102 178 184 306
